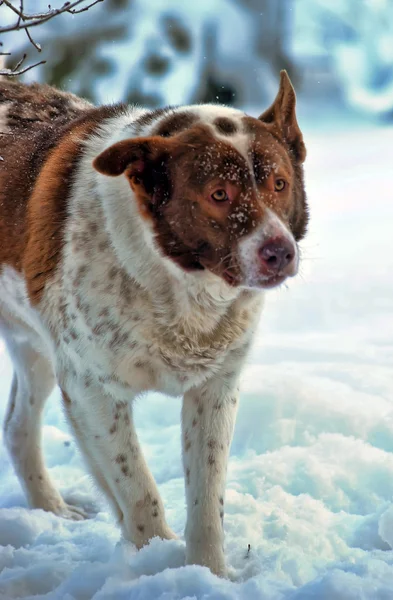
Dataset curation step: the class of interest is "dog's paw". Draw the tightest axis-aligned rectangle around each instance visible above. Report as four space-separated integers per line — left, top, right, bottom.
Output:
59 503 89 521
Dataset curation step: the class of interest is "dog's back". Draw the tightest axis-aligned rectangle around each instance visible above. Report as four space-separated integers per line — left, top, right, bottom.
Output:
0 82 131 307
0 81 89 269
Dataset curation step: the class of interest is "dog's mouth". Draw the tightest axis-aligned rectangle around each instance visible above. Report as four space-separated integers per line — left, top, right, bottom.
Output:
244 271 290 290
222 269 237 286
162 239 212 273
169 253 205 272
197 255 240 287
259 273 288 289
166 250 289 291
224 269 288 289
163 241 246 288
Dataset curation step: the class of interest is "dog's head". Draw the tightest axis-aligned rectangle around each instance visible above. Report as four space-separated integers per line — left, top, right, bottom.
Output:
93 71 308 290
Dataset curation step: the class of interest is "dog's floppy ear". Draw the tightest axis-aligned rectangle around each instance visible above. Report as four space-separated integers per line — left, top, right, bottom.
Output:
93 136 169 178
93 136 173 213
259 70 306 163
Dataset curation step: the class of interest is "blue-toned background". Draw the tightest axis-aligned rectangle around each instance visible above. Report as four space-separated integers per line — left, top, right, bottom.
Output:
1 2 393 599
2 0 393 120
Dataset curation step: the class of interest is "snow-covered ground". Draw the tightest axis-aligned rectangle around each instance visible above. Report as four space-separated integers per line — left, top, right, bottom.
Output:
1 121 393 599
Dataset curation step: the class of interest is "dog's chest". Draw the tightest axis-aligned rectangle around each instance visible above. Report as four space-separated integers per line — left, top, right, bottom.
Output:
53 256 253 398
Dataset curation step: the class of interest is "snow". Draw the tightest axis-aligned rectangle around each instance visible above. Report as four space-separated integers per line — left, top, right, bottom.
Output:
1 121 393 598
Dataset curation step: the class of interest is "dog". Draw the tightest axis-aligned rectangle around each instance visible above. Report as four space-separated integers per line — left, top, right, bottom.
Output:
0 71 308 577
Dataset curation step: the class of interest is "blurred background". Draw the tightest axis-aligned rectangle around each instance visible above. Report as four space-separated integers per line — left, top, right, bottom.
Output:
1 0 393 122
2 4 393 595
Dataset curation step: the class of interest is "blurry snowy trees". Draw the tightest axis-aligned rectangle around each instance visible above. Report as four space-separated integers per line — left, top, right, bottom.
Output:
1 0 392 118
0 0 104 77
0 0 296 108
293 0 393 119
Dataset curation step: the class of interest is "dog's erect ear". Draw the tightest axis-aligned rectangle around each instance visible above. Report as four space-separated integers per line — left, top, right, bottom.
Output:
259 70 306 163
93 136 169 178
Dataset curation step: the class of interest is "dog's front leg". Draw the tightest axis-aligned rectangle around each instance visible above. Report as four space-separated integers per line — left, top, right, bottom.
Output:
62 385 176 548
182 375 239 577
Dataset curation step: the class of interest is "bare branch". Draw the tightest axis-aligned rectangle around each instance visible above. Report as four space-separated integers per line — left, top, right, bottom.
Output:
17 0 24 28
1 0 23 19
25 27 42 52
0 0 104 77
0 53 46 77
68 0 103 14
0 0 105 34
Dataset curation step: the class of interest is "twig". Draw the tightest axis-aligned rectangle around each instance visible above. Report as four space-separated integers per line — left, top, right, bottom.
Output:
17 0 24 28
2 0 23 19
25 28 42 52
0 53 46 77
0 0 105 34
0 60 46 76
0 0 103 77
68 0 103 14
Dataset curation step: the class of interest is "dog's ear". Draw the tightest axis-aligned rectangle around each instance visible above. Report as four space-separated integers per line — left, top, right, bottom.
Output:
93 136 172 211
259 70 306 163
93 136 169 178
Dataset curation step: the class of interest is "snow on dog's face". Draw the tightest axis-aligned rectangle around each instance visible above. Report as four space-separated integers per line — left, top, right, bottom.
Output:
94 72 308 290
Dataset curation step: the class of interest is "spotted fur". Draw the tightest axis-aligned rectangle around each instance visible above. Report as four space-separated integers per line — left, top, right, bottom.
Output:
0 71 308 577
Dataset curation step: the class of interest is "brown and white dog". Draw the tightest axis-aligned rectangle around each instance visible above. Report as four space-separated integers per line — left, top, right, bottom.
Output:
0 71 308 577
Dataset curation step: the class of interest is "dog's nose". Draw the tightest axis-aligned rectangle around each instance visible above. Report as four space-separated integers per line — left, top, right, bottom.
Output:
259 237 296 275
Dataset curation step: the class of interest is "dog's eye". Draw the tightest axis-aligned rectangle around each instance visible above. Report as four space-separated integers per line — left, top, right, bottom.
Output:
211 189 228 202
274 178 286 192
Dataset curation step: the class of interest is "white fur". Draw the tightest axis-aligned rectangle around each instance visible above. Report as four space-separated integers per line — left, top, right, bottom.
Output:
239 208 298 288
0 102 297 577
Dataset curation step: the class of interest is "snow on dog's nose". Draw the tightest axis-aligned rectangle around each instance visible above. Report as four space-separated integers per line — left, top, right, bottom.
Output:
238 208 298 289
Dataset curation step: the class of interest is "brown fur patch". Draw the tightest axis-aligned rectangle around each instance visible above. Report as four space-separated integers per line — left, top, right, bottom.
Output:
153 111 198 138
23 120 102 304
242 116 308 241
116 454 127 464
0 79 126 303
0 79 91 130
62 391 72 405
93 119 307 285
0 81 87 272
132 107 171 133
214 117 238 135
